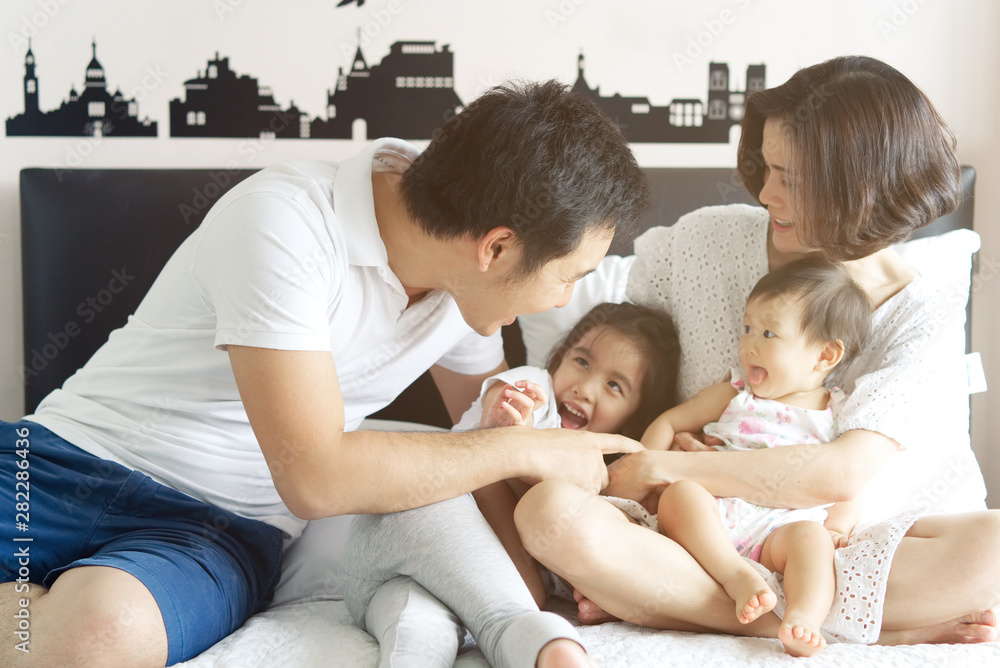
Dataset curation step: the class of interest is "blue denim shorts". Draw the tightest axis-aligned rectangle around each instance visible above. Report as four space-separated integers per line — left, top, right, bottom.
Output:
1 419 284 665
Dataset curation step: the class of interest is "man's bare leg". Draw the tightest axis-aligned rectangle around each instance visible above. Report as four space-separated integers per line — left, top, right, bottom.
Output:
515 480 782 637
0 566 167 667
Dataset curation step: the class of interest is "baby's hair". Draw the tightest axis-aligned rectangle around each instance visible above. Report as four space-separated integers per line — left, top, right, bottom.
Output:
546 302 680 440
748 258 872 366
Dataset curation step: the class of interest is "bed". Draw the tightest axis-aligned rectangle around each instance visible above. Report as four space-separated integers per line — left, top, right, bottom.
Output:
19 164 997 666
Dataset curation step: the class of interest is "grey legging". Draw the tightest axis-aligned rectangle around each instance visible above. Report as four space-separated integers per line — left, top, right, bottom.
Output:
343 493 581 668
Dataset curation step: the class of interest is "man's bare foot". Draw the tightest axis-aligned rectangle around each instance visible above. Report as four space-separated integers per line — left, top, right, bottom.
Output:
721 562 777 624
573 589 619 625
778 616 826 657
879 609 998 645
536 638 596 667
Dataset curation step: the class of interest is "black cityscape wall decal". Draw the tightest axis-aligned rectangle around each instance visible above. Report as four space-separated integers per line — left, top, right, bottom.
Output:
6 39 157 137
7 39 765 143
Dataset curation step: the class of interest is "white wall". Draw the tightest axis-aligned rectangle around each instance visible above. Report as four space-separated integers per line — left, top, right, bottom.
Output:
3 0 999 502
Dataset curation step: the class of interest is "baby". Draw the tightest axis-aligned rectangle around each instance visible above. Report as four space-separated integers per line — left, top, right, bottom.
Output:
641 258 872 657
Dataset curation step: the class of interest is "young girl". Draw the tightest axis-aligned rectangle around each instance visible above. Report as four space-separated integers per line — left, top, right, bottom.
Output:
357 301 680 668
637 258 871 657
470 301 681 604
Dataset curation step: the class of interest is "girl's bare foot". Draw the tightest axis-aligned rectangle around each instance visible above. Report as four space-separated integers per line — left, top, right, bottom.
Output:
536 638 596 667
879 609 998 645
721 563 777 624
778 615 826 657
573 589 619 625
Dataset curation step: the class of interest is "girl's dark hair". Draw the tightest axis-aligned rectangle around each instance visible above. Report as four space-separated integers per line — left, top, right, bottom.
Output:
400 79 651 278
748 258 872 366
545 302 680 440
737 55 961 262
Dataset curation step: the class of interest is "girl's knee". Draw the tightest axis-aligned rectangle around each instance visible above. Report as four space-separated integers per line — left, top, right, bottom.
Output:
515 481 582 529
514 482 601 562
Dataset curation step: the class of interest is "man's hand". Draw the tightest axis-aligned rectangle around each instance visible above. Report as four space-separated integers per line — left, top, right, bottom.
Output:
523 430 644 495
481 380 547 429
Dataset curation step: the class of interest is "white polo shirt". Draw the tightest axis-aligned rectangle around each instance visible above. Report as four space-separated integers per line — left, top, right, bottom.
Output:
29 139 504 538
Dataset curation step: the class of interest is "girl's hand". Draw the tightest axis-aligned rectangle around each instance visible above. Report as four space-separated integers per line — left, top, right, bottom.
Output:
481 381 548 429
670 431 723 452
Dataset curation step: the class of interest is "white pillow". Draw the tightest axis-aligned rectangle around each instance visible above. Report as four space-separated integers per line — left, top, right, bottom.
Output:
894 228 980 360
518 254 636 368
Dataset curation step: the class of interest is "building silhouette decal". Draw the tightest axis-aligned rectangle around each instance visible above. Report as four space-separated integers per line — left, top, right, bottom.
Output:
571 53 765 143
6 37 764 145
311 40 462 140
168 41 462 141
6 40 157 137
170 53 307 139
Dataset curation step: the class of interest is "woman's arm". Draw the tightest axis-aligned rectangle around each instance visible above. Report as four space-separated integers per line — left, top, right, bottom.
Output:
605 429 898 508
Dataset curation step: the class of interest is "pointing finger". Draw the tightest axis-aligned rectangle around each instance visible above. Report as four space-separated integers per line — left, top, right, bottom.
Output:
598 434 645 455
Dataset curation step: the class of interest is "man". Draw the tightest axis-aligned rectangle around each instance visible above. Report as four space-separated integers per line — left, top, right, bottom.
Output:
1 80 649 666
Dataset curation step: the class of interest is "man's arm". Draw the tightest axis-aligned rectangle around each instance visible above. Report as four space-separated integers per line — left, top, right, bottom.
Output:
229 346 640 519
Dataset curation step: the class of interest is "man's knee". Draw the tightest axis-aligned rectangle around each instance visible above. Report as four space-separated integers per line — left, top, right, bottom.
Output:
5 568 169 667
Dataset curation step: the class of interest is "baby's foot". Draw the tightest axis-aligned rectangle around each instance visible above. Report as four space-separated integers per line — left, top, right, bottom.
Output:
721 562 777 624
778 615 827 657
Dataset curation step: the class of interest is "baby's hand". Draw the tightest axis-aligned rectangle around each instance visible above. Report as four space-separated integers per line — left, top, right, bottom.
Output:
481 381 548 429
827 529 851 549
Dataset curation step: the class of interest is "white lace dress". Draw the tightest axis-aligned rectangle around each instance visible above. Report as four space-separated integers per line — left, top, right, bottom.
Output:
625 204 983 643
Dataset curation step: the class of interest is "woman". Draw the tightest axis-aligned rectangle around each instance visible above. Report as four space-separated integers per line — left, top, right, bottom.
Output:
513 55 1000 646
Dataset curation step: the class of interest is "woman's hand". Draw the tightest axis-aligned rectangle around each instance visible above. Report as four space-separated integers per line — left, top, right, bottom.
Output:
602 450 665 501
670 431 723 451
481 380 547 429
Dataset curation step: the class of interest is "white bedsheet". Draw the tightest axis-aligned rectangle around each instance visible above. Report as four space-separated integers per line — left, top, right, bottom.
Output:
177 597 1000 667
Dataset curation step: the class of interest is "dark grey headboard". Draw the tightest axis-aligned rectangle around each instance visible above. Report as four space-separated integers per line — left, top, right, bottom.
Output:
19 165 976 425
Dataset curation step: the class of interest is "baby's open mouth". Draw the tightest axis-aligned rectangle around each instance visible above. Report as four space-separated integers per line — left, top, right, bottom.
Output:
559 402 589 430
748 366 768 385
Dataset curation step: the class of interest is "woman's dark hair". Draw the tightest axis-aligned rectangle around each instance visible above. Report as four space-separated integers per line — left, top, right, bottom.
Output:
748 258 872 366
737 55 961 262
545 302 680 440
400 80 651 278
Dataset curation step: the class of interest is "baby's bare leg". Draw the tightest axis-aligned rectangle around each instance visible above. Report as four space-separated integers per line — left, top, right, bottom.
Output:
759 521 834 657
658 480 776 625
